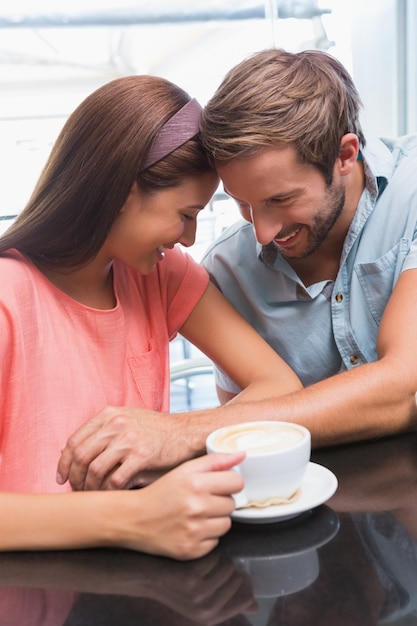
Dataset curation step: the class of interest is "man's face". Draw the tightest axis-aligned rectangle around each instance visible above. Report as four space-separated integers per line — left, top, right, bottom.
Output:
217 146 346 259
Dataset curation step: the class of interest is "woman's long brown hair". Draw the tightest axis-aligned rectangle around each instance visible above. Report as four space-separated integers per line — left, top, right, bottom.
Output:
0 75 213 270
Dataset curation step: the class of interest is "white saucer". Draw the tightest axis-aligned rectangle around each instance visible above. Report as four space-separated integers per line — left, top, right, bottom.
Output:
231 462 338 524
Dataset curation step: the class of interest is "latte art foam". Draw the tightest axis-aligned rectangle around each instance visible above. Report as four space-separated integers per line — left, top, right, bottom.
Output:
214 424 304 454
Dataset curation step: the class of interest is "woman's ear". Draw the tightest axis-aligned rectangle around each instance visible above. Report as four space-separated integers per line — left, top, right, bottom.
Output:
338 133 360 176
119 182 139 214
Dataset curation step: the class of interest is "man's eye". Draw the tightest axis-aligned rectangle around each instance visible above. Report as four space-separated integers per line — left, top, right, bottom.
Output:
272 196 291 204
182 214 195 221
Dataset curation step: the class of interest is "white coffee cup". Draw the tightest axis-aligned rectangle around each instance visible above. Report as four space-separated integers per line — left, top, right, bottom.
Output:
206 421 311 508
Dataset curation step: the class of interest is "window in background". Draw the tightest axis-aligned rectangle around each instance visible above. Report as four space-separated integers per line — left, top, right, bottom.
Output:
350 0 417 138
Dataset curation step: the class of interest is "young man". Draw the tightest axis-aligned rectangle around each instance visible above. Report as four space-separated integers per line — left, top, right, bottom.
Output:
199 47 417 444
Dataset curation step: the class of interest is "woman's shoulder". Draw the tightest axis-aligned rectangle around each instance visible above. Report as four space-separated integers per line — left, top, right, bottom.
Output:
114 246 208 309
157 247 208 294
0 248 35 274
0 250 39 301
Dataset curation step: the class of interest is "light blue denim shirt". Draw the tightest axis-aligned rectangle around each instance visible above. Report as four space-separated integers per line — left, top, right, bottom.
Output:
202 135 417 390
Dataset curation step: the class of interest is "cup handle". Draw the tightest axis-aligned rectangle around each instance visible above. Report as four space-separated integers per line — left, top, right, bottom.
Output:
232 465 248 509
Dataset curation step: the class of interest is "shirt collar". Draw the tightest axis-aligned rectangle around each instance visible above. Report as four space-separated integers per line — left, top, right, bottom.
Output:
361 137 396 197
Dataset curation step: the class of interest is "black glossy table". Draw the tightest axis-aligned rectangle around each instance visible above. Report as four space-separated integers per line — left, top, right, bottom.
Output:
1 432 417 625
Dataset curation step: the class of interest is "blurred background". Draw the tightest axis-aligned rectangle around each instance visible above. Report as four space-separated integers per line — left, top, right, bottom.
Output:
1 0 416 409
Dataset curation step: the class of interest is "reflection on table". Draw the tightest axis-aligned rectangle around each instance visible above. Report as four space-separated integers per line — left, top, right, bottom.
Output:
1 432 417 625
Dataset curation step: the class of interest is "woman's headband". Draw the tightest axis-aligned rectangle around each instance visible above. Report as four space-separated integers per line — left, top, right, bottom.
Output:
142 98 203 170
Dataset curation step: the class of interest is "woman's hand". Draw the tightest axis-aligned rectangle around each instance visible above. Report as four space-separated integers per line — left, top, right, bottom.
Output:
115 451 245 560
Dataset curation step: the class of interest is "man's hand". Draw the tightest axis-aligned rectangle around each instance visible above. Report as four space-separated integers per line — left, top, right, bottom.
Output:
57 406 190 491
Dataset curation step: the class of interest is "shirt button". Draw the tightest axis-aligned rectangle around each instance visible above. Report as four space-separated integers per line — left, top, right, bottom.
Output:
350 355 359 365
335 293 343 303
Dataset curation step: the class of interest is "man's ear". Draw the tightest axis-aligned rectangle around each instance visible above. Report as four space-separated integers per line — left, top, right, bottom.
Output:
338 133 360 175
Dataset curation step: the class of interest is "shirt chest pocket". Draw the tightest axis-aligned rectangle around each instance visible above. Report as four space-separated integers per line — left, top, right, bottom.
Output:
353 242 406 325
127 343 165 412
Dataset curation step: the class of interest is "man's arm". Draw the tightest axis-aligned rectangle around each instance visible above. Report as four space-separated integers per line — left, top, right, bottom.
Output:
57 269 417 490
212 267 417 446
287 266 417 444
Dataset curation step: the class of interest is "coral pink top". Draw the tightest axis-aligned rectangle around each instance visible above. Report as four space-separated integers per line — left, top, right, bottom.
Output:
0 248 208 493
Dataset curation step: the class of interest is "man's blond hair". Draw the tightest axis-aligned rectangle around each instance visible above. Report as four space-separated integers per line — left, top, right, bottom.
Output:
201 48 365 185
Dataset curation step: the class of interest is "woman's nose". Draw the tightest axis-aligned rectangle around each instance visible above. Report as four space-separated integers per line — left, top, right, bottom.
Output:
179 221 197 248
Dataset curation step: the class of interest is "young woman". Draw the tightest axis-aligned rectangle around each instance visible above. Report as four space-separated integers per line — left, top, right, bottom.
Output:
0 75 301 560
